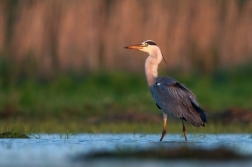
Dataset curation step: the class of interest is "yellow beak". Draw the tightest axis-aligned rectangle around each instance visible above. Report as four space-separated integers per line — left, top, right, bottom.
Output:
124 44 144 50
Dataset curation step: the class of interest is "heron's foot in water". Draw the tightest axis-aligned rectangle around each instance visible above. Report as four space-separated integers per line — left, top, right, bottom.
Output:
160 129 166 141
182 121 188 142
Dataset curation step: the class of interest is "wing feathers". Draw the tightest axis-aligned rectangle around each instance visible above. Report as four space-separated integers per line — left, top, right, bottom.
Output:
152 77 207 127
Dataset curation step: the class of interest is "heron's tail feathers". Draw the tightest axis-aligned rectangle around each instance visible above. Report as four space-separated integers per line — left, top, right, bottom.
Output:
191 103 208 126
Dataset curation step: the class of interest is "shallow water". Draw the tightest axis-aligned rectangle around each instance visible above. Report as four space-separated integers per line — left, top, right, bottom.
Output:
0 134 252 167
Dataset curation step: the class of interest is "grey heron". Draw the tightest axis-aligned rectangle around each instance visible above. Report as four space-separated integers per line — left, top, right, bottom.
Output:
124 40 208 142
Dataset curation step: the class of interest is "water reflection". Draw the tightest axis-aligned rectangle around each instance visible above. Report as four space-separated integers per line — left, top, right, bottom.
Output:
0 134 251 167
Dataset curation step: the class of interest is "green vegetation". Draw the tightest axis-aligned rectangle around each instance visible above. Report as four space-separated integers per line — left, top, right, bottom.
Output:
0 131 29 138
1 69 252 113
0 120 251 134
0 65 252 133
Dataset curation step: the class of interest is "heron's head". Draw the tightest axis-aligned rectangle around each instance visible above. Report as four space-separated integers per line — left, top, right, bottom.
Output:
124 40 158 53
124 40 167 64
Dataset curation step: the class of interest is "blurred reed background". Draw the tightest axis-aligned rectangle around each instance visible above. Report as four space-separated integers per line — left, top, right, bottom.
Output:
0 0 251 79
0 0 252 133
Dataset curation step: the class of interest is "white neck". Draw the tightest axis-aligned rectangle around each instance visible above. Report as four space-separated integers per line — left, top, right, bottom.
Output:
144 47 163 87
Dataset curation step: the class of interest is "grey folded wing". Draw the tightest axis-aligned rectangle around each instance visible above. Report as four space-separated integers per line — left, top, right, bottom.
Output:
151 77 205 127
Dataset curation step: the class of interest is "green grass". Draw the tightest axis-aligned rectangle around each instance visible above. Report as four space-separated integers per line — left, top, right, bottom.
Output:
1 70 252 115
0 118 251 134
0 131 29 138
0 66 252 133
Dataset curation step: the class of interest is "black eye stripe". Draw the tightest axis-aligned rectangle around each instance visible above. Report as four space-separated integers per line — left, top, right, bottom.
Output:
145 41 156 45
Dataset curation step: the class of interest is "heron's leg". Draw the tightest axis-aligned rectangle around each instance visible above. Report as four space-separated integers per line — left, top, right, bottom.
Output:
160 112 167 141
182 120 187 142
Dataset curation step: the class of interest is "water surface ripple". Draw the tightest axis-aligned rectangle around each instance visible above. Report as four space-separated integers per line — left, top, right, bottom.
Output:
0 134 251 167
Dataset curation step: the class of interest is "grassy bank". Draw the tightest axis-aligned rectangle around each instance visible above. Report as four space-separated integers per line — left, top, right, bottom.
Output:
1 118 251 134
1 69 252 113
0 67 252 133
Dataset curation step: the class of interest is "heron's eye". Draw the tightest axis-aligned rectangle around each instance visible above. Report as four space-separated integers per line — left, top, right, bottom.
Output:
144 43 148 47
